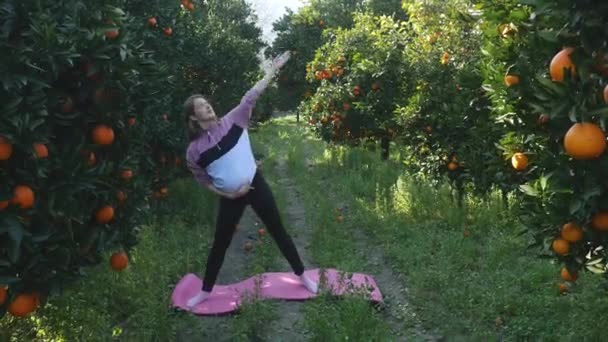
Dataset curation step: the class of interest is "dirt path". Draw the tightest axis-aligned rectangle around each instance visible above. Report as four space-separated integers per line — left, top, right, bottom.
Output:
263 152 315 341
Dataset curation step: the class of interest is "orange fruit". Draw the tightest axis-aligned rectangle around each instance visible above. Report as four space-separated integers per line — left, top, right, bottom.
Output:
371 83 381 91
511 153 528 170
0 137 13 160
105 30 119 39
33 143 48 158
552 238 570 256
257 228 266 236
550 47 576 82
504 75 520 87
10 185 35 209
147 17 157 27
591 212 608 231
128 117 136 126
0 286 7 305
448 161 459 171
604 84 608 104
95 205 114 224
561 267 578 282
8 293 38 317
121 169 133 181
92 124 115 145
0 200 8 210
110 251 128 271
560 222 583 242
163 27 173 36
563 122 606 159
185 2 195 11
159 187 169 197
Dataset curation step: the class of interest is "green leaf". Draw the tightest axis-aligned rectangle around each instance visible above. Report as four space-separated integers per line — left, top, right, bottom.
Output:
520 184 538 197
539 175 549 190
569 199 583 215
583 187 601 200
120 46 127 61
568 105 577 122
536 30 559 43
2 216 25 263
3 96 22 112
535 74 566 96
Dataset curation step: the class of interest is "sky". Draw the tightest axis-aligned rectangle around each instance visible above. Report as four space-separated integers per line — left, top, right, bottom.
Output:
246 0 305 44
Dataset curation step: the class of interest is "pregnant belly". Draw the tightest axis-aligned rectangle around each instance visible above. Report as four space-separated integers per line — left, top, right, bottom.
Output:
212 175 251 193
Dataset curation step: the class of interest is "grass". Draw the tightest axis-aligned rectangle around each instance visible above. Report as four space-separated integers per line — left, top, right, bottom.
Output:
3 114 608 341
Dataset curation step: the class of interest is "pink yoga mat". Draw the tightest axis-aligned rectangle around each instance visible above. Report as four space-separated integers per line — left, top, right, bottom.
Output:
171 268 383 315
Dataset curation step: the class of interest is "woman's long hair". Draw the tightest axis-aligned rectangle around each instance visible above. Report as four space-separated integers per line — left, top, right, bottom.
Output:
183 94 210 142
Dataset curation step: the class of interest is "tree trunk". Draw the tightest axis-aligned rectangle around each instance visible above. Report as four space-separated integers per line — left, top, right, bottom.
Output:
381 136 390 160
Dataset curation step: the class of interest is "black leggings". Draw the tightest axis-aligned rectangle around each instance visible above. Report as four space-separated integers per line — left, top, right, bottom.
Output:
202 170 305 292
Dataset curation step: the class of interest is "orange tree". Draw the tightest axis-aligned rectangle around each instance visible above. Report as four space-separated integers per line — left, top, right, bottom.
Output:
0 0 264 319
477 0 608 289
0 1 164 318
267 0 403 114
300 13 409 160
383 0 510 201
267 0 364 113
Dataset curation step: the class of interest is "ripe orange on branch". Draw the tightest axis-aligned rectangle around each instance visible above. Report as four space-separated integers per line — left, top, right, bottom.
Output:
560 222 583 242
552 239 570 256
92 124 115 145
0 137 13 160
550 47 576 82
121 169 133 181
591 212 608 231
10 185 35 209
110 251 129 271
563 122 606 159
105 30 119 40
8 293 39 317
147 17 157 28
95 205 114 224
33 143 48 158
504 75 520 87
511 153 528 170
561 267 578 282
